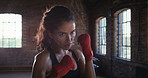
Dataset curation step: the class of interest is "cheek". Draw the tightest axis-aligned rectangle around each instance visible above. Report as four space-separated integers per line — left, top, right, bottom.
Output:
54 36 66 44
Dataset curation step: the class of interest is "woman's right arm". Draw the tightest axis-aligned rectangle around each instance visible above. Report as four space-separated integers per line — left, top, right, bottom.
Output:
32 51 52 78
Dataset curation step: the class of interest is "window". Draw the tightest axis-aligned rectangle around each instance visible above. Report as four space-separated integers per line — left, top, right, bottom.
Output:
0 13 22 48
97 17 106 55
117 9 131 60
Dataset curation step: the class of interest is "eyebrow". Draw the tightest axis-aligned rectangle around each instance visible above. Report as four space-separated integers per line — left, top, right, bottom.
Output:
58 32 67 34
58 29 76 34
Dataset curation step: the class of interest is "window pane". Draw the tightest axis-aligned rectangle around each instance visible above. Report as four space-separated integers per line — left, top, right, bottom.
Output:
127 37 131 46
117 9 131 60
103 28 106 36
103 36 106 44
122 23 127 34
0 13 22 48
122 47 127 58
97 17 106 55
127 9 131 21
126 22 131 36
118 12 123 23
102 45 106 54
127 47 131 59
123 11 126 22
123 35 127 45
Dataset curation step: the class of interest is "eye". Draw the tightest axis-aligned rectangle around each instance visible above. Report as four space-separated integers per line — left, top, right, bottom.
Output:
58 32 66 37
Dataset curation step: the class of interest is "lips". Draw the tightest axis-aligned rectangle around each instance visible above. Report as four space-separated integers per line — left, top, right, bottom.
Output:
65 43 71 46
65 42 73 47
64 40 75 48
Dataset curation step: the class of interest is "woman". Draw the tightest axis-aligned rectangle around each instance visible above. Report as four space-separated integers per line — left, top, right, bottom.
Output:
32 5 96 78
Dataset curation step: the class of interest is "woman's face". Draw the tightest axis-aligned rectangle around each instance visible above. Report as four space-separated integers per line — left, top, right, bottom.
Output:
51 21 76 50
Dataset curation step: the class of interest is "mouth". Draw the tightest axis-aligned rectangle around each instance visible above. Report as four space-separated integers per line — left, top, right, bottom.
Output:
65 43 71 46
64 40 75 47
65 42 73 47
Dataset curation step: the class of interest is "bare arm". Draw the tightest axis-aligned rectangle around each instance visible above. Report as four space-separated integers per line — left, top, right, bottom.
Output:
77 34 96 78
74 49 85 78
73 49 96 78
85 56 96 78
32 50 52 78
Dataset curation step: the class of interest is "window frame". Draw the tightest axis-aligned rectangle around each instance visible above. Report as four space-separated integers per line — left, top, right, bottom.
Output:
96 17 107 55
114 8 131 60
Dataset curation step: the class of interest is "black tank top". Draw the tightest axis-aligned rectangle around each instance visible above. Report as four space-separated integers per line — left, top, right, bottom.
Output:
47 47 81 78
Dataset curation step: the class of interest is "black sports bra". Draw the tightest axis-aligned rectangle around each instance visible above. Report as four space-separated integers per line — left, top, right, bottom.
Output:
46 46 81 78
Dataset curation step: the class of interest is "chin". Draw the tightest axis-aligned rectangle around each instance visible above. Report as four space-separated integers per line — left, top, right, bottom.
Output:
63 47 71 50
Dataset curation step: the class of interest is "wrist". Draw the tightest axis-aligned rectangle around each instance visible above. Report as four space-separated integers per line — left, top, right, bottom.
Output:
85 56 93 62
82 51 93 61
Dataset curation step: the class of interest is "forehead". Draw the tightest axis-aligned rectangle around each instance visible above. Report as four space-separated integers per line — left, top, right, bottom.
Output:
56 21 76 32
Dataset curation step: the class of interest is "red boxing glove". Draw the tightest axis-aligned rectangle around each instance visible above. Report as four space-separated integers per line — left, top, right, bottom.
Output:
77 34 93 61
52 55 75 78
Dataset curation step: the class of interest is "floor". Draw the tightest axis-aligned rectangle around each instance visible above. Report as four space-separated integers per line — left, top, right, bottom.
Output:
97 74 108 78
0 71 31 78
0 71 107 78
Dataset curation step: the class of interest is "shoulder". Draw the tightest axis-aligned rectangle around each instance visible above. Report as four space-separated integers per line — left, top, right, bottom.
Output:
71 49 85 62
35 49 51 63
32 49 53 77
33 49 52 72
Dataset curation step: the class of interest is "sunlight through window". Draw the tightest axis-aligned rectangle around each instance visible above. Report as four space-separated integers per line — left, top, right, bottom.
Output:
118 9 131 60
0 13 22 48
97 17 106 55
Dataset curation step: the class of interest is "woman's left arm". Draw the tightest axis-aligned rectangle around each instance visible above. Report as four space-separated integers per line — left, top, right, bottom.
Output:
85 55 96 78
77 34 96 78
73 49 96 78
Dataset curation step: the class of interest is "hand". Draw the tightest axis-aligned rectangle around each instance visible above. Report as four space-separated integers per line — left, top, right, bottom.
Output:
77 34 93 62
52 55 75 78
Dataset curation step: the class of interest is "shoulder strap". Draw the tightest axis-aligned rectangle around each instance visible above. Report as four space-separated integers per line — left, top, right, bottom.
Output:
46 46 59 65
69 50 78 62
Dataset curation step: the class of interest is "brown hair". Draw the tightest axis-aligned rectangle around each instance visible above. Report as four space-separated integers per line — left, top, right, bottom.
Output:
35 6 75 51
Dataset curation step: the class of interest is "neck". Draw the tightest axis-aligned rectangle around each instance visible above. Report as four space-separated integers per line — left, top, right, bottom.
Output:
50 44 68 55
57 49 69 55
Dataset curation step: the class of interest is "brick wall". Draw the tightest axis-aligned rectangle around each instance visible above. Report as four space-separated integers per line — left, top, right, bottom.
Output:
85 0 148 78
0 0 88 71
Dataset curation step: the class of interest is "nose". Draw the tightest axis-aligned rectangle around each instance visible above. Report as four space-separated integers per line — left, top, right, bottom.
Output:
66 34 72 42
